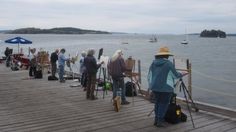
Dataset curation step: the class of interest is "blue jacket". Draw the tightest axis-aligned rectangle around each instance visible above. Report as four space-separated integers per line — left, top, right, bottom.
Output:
147 58 182 92
58 52 69 67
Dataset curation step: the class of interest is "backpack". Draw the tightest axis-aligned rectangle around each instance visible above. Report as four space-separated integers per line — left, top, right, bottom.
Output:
164 93 187 124
125 81 137 97
35 70 42 79
48 75 58 81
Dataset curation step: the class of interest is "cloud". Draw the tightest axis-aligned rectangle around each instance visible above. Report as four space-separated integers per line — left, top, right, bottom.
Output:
1 0 236 33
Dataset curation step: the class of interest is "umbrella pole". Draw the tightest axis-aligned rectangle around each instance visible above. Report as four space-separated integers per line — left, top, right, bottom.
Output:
18 43 19 54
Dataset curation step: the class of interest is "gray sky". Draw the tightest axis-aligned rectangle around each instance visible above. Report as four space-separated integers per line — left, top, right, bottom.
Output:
1 0 236 34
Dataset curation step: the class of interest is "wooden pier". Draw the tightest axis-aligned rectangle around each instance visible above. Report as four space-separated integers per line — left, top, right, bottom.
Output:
0 64 236 132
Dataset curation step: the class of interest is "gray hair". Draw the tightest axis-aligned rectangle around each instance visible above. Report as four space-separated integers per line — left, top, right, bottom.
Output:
81 51 86 57
87 49 95 56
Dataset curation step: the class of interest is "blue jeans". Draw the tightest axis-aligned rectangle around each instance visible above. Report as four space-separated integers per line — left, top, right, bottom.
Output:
153 91 172 123
58 65 64 81
112 77 126 103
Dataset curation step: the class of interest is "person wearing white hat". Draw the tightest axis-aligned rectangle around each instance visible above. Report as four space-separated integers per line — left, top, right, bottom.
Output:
80 51 87 90
108 49 130 105
147 46 185 127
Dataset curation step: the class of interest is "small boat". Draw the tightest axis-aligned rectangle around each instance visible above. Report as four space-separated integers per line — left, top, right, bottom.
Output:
181 40 188 45
121 42 129 44
181 28 188 44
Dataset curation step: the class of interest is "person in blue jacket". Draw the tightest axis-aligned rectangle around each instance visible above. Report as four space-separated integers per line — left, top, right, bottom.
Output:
147 46 185 127
58 48 70 83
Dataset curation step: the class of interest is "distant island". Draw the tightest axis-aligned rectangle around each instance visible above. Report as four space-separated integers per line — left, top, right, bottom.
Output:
4 27 111 34
200 29 226 38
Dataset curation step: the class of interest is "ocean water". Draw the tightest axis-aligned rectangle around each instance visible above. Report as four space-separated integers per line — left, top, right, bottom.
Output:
0 33 236 109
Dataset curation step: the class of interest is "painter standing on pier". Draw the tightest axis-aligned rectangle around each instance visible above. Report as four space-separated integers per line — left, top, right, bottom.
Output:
147 46 184 127
58 48 69 83
84 49 103 100
108 50 130 105
4 47 11 67
28 48 37 78
80 51 87 91
50 49 59 78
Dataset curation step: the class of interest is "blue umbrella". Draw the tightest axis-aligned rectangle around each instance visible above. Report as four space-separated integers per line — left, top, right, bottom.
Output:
5 36 32 53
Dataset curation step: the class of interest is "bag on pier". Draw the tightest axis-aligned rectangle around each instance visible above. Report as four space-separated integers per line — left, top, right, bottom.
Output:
164 93 187 124
48 75 58 81
125 81 137 97
35 69 42 79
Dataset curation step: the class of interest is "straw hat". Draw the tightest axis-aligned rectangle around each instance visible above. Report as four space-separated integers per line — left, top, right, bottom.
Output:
156 47 173 56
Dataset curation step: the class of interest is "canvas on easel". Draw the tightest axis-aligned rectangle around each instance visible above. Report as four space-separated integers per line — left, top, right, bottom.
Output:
173 57 192 97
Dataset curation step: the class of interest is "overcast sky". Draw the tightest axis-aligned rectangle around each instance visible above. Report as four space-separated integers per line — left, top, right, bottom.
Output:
1 0 236 34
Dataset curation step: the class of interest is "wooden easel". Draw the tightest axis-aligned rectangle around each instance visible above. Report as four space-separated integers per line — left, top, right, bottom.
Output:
37 51 50 74
125 57 143 104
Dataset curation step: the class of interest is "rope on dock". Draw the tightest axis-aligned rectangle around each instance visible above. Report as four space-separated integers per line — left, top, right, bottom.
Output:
192 69 236 83
192 84 236 98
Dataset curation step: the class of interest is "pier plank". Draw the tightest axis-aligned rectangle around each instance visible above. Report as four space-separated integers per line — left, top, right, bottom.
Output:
0 64 235 132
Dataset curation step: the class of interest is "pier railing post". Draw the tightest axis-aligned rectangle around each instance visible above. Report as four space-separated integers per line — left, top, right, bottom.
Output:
187 59 192 98
138 60 141 84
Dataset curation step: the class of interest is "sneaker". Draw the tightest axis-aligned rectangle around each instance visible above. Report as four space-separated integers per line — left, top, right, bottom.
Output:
121 101 130 105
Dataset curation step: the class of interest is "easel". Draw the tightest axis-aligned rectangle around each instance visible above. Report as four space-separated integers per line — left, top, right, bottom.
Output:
37 51 50 74
125 56 143 105
95 48 110 99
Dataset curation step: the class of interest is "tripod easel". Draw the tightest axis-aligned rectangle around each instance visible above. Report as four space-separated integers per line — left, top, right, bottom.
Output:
96 67 109 98
176 78 199 128
96 49 110 98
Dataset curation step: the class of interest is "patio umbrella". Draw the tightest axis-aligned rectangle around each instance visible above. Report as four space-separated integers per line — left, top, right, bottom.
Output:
5 36 32 53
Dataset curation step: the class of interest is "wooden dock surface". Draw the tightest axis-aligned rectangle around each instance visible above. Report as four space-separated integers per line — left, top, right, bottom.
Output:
0 64 236 132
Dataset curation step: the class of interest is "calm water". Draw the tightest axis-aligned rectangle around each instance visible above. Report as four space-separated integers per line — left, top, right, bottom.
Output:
1 34 236 109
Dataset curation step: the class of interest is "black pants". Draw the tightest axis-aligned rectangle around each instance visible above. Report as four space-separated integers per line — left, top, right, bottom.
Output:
29 66 36 77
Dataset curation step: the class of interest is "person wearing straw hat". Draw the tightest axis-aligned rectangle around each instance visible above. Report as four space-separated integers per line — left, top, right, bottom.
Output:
147 46 185 127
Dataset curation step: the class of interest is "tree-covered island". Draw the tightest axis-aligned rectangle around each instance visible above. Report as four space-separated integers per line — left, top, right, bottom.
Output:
5 27 111 34
200 29 226 38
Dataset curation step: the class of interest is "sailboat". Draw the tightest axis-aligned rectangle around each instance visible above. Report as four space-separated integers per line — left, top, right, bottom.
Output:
181 29 188 45
149 35 158 43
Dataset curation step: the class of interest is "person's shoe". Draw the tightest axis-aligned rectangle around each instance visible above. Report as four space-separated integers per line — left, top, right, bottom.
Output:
60 80 66 83
121 100 130 105
90 96 98 100
154 122 167 127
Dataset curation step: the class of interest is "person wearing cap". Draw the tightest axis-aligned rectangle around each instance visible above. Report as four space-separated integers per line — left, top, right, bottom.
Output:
108 49 130 105
147 46 185 127
50 49 59 78
58 48 69 83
